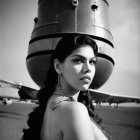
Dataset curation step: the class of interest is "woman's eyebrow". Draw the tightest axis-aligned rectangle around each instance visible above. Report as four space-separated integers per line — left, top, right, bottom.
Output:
71 54 96 60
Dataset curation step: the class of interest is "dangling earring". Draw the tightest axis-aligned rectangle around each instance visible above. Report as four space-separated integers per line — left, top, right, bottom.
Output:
56 74 61 90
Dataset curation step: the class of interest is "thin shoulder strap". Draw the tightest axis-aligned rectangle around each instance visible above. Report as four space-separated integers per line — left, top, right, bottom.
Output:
50 96 75 111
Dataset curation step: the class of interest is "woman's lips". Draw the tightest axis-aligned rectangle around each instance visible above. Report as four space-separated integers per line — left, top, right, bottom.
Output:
80 76 91 83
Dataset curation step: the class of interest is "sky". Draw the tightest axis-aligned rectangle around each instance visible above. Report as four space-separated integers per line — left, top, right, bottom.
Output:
0 0 140 98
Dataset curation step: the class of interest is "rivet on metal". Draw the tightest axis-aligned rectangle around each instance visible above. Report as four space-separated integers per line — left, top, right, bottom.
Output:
72 0 79 7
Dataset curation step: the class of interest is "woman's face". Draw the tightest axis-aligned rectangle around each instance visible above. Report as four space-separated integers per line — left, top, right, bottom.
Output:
60 45 96 92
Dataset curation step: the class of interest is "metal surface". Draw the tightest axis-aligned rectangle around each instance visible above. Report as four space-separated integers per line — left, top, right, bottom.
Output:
26 0 115 89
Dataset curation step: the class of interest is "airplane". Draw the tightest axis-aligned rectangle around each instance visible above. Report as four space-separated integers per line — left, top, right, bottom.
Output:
1 79 140 106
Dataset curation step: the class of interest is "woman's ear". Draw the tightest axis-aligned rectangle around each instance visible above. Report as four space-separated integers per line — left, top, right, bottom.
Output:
54 59 62 75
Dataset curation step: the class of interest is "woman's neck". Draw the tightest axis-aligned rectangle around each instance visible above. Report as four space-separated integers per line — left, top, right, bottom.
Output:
54 84 80 101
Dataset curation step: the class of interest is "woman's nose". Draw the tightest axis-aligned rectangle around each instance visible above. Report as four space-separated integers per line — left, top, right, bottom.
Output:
82 62 91 73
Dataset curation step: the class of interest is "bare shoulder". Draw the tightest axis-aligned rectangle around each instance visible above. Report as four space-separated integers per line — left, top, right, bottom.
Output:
57 102 94 140
52 99 88 115
60 101 88 116
61 101 90 126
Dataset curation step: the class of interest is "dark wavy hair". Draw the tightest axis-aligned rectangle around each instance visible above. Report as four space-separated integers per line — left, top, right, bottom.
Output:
22 35 99 140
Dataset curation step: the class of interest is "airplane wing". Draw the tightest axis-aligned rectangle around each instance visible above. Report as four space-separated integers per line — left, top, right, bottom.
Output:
89 89 140 105
0 79 21 89
0 79 38 100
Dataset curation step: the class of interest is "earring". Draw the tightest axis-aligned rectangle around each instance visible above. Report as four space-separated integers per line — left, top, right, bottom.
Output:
56 74 62 90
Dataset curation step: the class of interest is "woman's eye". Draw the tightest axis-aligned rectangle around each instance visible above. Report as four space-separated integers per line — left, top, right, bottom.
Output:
90 59 96 65
73 58 83 63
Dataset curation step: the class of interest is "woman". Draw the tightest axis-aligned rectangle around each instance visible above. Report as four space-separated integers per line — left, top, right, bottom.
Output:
22 35 111 140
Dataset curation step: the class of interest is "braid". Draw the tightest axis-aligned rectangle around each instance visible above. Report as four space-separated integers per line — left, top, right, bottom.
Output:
22 64 57 140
